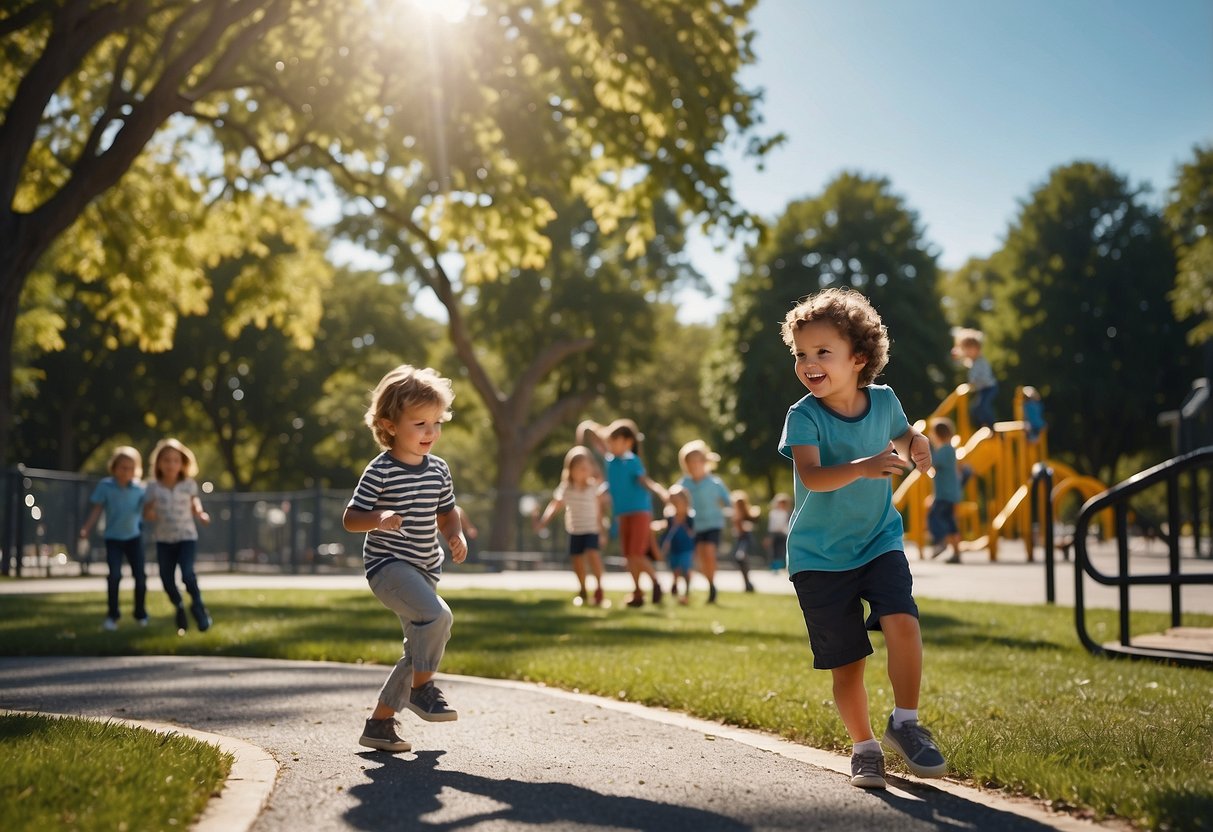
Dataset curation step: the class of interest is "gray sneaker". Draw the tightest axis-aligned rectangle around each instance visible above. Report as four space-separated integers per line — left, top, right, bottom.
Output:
406 681 458 722
883 716 948 777
850 749 887 789
359 718 412 752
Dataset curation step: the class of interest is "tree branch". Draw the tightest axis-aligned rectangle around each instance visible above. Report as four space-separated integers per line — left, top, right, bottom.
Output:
507 336 595 424
520 391 598 455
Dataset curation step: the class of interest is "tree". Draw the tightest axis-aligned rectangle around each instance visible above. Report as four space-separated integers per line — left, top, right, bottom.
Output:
938 256 1005 331
4 1 773 550
985 161 1190 478
703 172 952 490
1165 145 1213 351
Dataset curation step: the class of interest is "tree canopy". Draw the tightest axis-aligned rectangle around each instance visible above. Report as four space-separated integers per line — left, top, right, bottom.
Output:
984 161 1190 477
1165 144 1213 347
703 172 951 490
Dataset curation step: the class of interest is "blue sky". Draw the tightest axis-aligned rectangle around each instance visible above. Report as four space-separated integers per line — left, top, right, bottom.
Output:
677 0 1213 321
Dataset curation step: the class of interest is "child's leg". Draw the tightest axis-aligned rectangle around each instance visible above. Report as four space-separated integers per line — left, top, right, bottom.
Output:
586 549 604 590
879 613 923 711
104 540 123 620
126 538 147 620
831 658 875 742
368 562 454 717
570 553 588 593
697 540 718 586
157 542 184 606
178 540 204 606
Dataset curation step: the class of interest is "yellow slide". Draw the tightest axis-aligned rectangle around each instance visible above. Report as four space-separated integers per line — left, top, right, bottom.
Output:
893 385 1110 560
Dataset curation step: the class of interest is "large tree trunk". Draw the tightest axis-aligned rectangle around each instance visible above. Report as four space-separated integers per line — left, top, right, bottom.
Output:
486 439 528 553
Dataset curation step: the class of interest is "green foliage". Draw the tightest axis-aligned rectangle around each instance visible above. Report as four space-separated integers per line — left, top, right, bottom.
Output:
985 161 1191 477
1165 145 1213 345
704 172 952 487
3 588 1212 831
0 713 231 832
938 256 1005 330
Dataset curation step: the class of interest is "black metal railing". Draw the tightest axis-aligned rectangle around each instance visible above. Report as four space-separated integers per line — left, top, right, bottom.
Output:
1073 446 1213 667
1028 462 1057 603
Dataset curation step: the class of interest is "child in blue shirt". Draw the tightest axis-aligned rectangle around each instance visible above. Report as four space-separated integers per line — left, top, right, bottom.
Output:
777 288 947 790
79 445 147 631
676 439 732 603
927 418 963 563
657 485 696 605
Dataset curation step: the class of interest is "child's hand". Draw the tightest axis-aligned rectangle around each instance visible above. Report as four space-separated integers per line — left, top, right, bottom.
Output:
376 512 402 531
909 434 932 473
198 511 212 526
858 442 909 479
448 533 468 563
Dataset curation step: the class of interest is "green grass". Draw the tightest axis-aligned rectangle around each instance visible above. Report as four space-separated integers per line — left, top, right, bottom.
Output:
0 713 232 832
2 588 1211 831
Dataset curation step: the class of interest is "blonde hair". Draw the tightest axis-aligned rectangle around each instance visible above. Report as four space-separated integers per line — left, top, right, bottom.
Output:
731 489 760 519
665 483 691 516
107 446 143 481
561 445 597 487
678 439 720 473
149 438 198 483
780 287 890 387
955 328 984 350
769 492 792 509
365 365 454 449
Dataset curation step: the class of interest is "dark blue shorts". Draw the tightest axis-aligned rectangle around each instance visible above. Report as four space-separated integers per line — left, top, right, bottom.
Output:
694 528 722 546
791 551 919 670
928 499 958 540
568 533 600 556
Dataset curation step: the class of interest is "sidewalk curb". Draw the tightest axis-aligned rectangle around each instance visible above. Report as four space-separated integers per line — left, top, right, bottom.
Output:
5 708 278 832
446 673 1118 832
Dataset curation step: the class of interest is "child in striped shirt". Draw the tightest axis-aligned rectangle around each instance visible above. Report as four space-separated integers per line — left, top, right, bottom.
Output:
535 445 610 606
344 365 468 753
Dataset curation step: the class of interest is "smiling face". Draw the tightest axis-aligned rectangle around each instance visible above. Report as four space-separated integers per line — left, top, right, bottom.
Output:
791 320 868 413
157 448 185 483
111 456 138 487
381 403 447 465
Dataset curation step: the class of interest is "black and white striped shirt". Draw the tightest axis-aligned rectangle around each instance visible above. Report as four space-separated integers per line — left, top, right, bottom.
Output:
348 452 456 581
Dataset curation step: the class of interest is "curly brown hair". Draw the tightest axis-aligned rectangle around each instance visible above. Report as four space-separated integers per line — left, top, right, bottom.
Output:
780 288 890 387
364 365 454 449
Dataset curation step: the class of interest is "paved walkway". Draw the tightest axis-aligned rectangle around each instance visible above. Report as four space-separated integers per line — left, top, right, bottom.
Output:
1 656 1115 832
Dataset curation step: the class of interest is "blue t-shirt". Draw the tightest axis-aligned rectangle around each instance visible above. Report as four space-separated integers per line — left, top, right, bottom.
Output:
930 443 962 503
677 474 731 532
660 514 696 557
605 452 650 515
89 477 146 541
778 385 911 574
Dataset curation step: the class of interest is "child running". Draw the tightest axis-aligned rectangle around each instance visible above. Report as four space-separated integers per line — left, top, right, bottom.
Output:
578 418 667 607
144 438 213 632
676 439 731 603
766 493 791 572
79 446 147 631
657 484 696 604
535 445 609 606
778 287 947 789
729 489 759 593
926 418 963 563
344 364 468 753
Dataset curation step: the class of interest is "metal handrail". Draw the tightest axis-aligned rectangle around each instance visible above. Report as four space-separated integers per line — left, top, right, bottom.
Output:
1029 463 1056 603
1072 446 1213 666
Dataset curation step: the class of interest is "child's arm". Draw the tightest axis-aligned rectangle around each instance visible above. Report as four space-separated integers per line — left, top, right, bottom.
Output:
892 427 932 474
790 442 909 492
437 506 467 564
192 495 211 525
143 493 158 522
577 420 607 455
534 496 564 531
79 504 102 538
638 474 669 504
343 507 402 533
597 489 612 532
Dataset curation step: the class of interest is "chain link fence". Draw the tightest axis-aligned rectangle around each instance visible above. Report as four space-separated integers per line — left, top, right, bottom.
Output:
1 466 576 578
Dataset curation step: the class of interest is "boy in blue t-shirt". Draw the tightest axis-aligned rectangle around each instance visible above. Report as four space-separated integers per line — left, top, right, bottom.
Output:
777 288 947 790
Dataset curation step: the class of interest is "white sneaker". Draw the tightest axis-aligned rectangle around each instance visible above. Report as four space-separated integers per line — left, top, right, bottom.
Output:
103 618 118 631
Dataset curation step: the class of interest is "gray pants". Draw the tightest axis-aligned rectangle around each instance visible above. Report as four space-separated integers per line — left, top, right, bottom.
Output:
368 560 453 712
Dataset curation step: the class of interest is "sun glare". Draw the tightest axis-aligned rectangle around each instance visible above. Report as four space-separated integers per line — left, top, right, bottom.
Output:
411 0 472 23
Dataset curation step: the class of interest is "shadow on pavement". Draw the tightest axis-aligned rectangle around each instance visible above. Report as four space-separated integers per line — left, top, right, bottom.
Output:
345 750 750 832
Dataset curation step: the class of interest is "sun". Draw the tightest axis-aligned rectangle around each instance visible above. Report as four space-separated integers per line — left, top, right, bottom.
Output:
410 0 473 23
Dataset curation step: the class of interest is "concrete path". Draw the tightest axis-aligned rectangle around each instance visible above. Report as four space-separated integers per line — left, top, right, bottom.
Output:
0 655 1116 832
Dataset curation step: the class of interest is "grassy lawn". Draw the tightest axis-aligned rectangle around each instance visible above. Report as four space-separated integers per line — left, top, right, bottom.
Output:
0 713 231 832
1 587 1210 831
